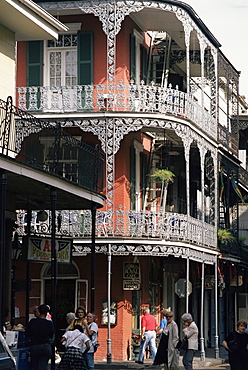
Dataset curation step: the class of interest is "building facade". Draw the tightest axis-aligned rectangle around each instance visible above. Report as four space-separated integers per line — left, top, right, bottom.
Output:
0 0 104 344
14 0 248 362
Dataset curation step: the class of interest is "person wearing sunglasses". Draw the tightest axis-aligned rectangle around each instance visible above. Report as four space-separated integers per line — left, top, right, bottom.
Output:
153 311 179 369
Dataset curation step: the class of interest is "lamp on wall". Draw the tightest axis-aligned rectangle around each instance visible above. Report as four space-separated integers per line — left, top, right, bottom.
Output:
37 210 48 222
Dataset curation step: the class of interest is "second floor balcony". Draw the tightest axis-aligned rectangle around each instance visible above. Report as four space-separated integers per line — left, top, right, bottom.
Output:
17 81 217 141
0 97 104 194
16 208 217 249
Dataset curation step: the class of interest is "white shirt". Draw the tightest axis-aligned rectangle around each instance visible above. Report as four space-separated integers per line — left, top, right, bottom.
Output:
63 329 89 349
84 322 98 353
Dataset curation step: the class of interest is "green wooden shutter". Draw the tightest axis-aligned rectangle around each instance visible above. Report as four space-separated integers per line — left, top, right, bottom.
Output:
27 41 43 86
141 45 147 83
130 34 136 83
78 31 93 85
141 152 147 208
130 146 136 210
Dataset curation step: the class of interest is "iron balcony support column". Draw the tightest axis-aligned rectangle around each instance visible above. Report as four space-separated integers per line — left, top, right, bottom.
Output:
200 261 205 361
214 257 219 358
50 187 57 370
91 204 96 313
25 210 32 327
0 171 7 333
107 243 112 364
186 256 189 312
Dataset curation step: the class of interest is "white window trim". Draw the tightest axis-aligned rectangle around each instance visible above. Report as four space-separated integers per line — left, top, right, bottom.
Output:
44 24 80 86
133 29 144 84
133 140 144 211
76 279 88 313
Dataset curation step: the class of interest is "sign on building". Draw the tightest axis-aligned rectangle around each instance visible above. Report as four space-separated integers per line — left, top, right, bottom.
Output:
123 262 140 290
26 236 72 264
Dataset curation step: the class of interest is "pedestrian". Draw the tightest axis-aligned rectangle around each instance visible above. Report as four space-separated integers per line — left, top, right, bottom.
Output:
135 307 158 364
153 311 179 369
69 306 86 330
83 312 99 370
65 312 76 331
25 304 55 370
156 309 168 339
181 313 199 370
222 319 248 370
58 324 90 370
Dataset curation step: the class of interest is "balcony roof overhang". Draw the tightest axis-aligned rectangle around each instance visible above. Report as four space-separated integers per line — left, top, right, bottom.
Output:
0 0 68 41
0 155 105 212
35 0 221 48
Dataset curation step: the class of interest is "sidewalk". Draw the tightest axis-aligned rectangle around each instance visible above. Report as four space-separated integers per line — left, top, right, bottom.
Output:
94 347 229 369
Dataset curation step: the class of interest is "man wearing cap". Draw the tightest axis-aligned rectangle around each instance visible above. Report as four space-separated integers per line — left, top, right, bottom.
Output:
135 307 158 364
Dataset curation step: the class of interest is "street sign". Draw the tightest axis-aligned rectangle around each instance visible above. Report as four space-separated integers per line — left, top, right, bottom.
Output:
175 278 192 298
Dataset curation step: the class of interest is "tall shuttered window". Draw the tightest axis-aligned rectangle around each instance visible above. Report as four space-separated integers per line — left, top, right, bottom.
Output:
78 31 93 85
141 152 147 208
27 41 43 86
130 33 136 82
130 146 136 210
141 45 147 83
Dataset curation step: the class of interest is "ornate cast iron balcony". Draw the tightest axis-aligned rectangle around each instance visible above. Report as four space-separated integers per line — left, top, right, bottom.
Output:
0 97 104 193
17 81 217 140
16 208 217 249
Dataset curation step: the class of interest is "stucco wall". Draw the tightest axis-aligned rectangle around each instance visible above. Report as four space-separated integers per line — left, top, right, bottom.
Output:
0 24 15 102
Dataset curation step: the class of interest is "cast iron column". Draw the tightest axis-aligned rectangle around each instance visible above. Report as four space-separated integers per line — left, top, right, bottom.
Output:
51 187 57 370
0 171 7 333
25 210 32 327
91 204 96 313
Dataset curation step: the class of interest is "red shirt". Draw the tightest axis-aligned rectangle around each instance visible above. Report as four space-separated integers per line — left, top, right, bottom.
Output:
141 313 157 331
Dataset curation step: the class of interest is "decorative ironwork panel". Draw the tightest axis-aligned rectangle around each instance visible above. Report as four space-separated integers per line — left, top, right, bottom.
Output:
16 209 217 249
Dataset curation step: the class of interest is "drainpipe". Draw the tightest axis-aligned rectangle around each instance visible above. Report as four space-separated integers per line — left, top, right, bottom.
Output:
107 243 112 363
200 261 205 361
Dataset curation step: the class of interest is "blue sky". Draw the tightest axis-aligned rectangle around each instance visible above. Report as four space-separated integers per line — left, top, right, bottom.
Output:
184 0 248 100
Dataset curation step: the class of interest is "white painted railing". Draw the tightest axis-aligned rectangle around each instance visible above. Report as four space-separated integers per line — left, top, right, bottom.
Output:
17 81 217 140
16 209 217 248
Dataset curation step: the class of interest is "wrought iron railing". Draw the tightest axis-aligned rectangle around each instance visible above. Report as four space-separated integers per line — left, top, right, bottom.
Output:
16 208 217 248
239 166 248 190
218 124 238 157
0 97 104 192
17 81 217 140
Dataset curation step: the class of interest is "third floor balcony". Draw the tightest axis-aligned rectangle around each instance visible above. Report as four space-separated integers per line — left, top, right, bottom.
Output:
17 81 217 140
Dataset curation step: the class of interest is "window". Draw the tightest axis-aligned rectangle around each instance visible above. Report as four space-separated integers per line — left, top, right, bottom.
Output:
47 34 77 87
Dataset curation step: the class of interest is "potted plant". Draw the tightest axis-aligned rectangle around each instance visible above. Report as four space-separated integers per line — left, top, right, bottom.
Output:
217 229 235 245
150 169 175 213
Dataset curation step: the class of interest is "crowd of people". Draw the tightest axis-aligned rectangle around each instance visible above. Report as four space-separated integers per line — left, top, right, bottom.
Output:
7 302 248 370
135 307 248 370
135 307 199 370
25 304 99 370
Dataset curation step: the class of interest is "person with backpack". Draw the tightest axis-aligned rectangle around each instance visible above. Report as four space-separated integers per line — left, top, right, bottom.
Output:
83 313 99 370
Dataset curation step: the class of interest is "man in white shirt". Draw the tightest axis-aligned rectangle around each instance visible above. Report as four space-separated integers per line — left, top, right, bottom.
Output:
83 313 99 370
